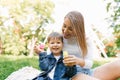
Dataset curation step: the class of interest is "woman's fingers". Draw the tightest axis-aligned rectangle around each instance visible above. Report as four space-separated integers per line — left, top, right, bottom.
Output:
63 55 77 66
64 63 74 66
64 55 77 61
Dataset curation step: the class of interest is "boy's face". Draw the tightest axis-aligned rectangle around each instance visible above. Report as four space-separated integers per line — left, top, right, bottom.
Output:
48 38 63 56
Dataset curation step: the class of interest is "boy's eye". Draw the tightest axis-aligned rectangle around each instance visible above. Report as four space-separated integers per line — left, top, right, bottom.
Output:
57 42 60 44
50 42 54 44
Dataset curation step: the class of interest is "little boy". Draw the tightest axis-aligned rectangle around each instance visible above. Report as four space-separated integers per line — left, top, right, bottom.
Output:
33 32 76 80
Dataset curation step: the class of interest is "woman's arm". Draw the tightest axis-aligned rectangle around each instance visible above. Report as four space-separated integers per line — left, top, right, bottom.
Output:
63 54 93 69
83 36 95 69
76 36 95 69
63 38 94 69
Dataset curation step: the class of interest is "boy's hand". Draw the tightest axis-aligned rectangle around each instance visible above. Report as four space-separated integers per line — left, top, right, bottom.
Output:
34 44 44 55
39 44 45 50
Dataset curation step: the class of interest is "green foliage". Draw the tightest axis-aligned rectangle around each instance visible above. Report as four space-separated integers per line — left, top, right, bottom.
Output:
0 0 55 55
106 0 120 54
115 37 120 50
106 46 117 57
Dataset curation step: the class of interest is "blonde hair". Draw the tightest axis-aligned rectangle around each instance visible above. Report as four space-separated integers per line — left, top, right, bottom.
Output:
65 11 87 56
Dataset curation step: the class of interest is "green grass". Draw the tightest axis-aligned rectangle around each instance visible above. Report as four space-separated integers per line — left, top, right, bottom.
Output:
0 55 119 80
0 55 39 80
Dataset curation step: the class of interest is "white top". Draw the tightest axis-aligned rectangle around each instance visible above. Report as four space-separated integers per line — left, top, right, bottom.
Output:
63 37 94 69
48 56 60 79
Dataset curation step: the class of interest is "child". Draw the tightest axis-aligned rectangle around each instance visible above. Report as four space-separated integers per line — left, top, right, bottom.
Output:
33 32 76 80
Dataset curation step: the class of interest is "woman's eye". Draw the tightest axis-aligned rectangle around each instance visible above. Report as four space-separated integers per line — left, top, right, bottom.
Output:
63 24 66 28
68 27 73 31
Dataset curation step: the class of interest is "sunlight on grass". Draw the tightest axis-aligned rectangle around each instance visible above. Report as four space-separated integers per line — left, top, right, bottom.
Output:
0 55 39 80
0 55 119 80
0 55 38 60
93 57 119 68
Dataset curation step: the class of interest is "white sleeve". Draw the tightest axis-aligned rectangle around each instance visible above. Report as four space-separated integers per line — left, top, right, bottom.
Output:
83 37 95 69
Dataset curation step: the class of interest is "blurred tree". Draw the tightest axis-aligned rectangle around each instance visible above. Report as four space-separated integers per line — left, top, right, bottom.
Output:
106 0 120 56
0 0 54 56
0 38 2 54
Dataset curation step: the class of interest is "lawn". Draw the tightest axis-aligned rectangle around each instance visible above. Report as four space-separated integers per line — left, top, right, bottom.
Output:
0 55 39 80
0 55 119 80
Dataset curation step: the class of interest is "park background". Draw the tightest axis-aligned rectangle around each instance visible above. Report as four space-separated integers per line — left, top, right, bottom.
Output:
0 0 120 80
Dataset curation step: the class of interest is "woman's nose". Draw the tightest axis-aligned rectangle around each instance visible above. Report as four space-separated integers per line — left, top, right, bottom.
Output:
64 28 68 33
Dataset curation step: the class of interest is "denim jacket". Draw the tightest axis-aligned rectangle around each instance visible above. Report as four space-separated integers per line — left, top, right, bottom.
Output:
37 51 76 80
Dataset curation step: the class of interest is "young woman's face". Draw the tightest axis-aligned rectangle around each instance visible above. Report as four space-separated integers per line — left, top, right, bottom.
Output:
62 18 75 39
48 38 63 56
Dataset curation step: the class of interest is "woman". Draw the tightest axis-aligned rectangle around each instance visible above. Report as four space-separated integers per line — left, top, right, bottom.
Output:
62 11 120 80
34 11 120 80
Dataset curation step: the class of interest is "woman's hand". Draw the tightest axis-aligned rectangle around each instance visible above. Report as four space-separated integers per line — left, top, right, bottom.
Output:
63 55 85 67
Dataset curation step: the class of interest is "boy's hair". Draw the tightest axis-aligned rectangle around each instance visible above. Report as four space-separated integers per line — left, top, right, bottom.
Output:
47 32 63 43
